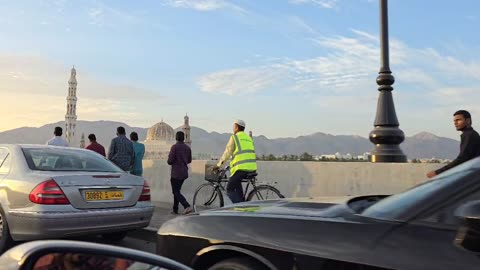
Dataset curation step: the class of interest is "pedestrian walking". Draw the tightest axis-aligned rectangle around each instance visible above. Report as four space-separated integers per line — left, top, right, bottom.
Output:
167 131 193 214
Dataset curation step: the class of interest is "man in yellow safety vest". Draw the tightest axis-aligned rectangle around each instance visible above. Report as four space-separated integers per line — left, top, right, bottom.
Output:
214 119 257 203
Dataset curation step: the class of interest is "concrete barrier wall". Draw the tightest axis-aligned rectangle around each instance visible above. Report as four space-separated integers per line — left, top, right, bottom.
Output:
143 160 444 205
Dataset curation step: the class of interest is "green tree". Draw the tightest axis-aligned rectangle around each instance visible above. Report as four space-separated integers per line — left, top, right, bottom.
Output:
300 152 313 161
267 154 276 161
288 155 299 161
281 155 288 161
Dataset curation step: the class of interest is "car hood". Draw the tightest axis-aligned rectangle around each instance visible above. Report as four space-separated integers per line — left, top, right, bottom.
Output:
193 194 390 219
198 196 354 218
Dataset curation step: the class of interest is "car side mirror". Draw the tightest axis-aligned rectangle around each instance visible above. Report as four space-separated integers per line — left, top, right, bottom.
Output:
454 200 480 252
0 240 193 270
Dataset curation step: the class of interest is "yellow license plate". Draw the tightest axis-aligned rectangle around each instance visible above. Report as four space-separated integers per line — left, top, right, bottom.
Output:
85 191 124 201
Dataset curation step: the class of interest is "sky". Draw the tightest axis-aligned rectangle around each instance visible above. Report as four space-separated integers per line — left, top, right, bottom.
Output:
0 0 479 140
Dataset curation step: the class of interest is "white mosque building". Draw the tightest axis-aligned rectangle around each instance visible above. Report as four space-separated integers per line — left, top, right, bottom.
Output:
62 66 191 152
143 115 192 159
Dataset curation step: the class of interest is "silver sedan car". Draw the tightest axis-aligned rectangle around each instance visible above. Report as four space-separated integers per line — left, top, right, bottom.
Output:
0 144 153 252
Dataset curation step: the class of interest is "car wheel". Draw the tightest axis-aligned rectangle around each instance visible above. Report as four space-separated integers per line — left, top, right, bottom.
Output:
0 207 14 252
101 231 128 241
208 257 268 270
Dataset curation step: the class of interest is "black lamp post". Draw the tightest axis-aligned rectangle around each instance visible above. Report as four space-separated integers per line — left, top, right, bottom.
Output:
369 0 407 163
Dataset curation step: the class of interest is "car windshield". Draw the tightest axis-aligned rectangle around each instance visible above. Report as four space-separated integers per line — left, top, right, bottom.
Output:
361 169 473 220
22 147 123 173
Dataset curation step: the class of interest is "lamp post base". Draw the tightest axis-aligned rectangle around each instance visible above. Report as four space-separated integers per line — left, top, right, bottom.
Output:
369 126 407 163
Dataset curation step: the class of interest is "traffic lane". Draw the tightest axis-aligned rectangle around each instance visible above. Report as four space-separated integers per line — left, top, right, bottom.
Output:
71 234 156 254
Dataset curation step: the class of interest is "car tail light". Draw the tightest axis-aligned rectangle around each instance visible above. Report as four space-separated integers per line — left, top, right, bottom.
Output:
29 179 70 205
139 180 151 201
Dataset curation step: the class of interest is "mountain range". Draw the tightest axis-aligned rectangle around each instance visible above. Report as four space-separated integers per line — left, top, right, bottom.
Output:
0 120 459 159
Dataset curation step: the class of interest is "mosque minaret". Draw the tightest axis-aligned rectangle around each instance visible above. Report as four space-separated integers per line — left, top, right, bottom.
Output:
65 66 78 146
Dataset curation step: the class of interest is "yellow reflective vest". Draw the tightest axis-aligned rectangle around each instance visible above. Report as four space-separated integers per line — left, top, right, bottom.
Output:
230 131 257 175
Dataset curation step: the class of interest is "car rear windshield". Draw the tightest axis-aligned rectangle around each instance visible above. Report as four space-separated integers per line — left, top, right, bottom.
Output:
22 148 123 172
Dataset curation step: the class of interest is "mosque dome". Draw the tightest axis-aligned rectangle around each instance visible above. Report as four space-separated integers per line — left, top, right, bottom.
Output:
146 121 175 141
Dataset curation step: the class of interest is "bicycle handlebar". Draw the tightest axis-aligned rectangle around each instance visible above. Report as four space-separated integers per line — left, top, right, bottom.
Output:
213 165 229 173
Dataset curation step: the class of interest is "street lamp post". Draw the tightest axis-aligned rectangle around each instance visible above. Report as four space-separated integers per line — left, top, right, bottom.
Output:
369 0 407 163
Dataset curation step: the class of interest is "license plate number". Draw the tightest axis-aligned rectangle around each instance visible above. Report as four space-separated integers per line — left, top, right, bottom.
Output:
85 191 124 201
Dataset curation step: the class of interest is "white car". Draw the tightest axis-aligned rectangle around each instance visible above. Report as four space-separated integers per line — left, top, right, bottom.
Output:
0 144 153 252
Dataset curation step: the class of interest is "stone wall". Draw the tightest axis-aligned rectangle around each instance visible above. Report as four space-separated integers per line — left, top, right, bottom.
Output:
143 160 443 205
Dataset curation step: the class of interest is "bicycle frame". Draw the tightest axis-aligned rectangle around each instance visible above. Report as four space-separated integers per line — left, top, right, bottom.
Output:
214 170 261 201
242 177 259 200
195 166 284 213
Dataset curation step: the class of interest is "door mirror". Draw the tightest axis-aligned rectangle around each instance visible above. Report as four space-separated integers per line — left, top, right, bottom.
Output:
454 200 480 252
0 240 192 270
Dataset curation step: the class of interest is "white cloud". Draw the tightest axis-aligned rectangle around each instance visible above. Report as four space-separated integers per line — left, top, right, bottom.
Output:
51 0 69 13
86 2 146 28
395 68 438 88
431 87 480 108
0 54 167 132
163 0 245 12
198 66 289 96
419 48 480 81
197 29 480 123
88 7 104 25
289 0 339 9
198 30 381 95
288 16 317 34
349 29 377 42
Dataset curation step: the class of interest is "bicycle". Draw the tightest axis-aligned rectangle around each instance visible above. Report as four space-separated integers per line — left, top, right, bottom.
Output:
192 166 284 212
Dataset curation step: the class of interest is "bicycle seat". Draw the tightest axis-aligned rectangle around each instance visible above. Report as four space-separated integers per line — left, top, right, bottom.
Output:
244 171 258 179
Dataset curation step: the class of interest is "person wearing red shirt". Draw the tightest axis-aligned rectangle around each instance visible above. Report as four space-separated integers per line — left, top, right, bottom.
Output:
85 134 106 157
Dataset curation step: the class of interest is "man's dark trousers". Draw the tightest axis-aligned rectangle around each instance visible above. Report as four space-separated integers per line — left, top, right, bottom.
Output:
171 178 190 213
227 171 250 203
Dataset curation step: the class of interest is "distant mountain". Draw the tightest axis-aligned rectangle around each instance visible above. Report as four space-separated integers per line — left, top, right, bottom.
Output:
0 121 148 150
403 132 459 160
0 121 459 159
186 129 459 159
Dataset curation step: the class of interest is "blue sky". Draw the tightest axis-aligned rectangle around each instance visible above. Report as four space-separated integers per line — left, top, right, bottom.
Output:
1 0 479 140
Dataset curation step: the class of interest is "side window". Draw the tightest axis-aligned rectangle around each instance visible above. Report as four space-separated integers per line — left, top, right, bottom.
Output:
421 189 480 225
0 148 8 166
0 154 11 174
0 148 10 174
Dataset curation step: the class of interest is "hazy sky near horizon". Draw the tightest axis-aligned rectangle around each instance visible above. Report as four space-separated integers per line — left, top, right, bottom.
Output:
1 0 479 139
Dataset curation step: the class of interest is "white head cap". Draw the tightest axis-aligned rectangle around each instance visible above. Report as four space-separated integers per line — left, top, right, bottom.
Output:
234 119 246 128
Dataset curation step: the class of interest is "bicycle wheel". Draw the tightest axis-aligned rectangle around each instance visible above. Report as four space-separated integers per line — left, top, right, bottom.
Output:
193 182 224 212
246 185 284 201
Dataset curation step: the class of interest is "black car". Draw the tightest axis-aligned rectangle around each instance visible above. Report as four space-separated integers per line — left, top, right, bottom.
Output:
157 158 480 270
